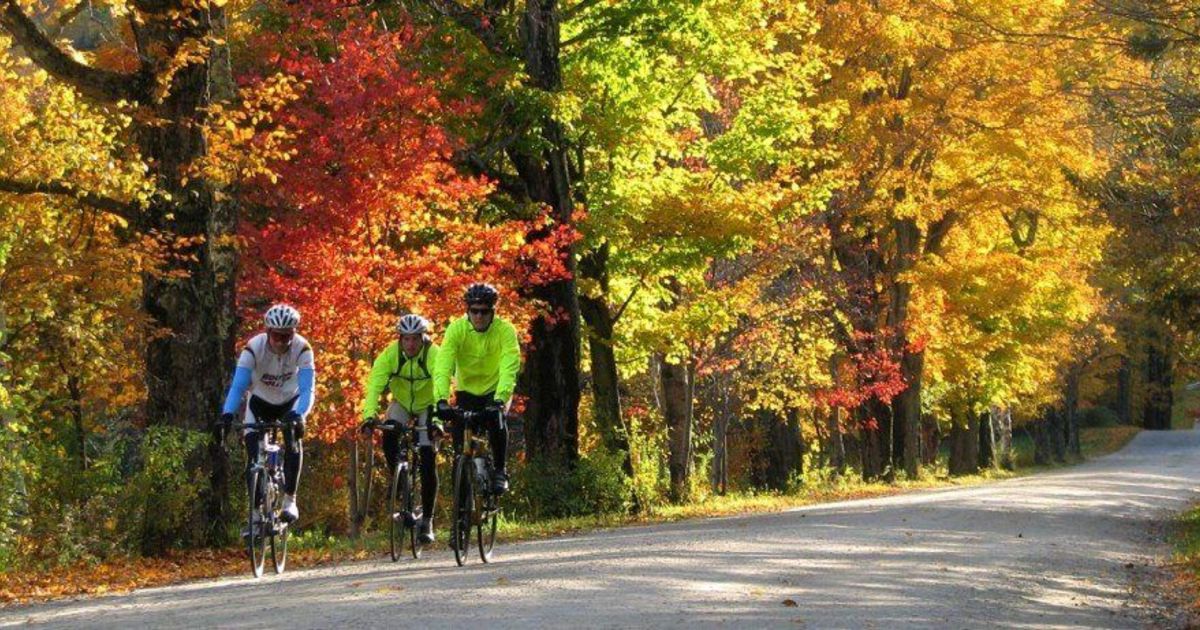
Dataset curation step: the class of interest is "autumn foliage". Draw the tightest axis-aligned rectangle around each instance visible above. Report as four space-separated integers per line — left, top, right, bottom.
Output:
2 0 1198 587
236 2 575 442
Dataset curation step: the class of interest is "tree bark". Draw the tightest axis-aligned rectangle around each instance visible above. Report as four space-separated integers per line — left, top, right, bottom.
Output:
710 372 731 495
977 407 995 470
859 400 890 481
658 353 694 503
1064 365 1082 456
992 406 1014 470
578 245 629 460
1116 354 1133 425
948 407 979 476
750 409 803 491
1143 326 1174 430
511 0 582 465
889 218 922 479
67 373 88 472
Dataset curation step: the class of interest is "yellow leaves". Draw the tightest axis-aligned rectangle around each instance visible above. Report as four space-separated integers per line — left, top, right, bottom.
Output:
197 73 303 186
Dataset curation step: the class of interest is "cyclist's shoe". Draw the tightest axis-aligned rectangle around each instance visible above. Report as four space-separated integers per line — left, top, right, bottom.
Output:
281 495 299 523
491 470 509 495
241 513 262 539
418 517 435 544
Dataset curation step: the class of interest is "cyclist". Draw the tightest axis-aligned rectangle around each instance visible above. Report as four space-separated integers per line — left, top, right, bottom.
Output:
220 304 315 525
433 283 521 495
359 313 441 544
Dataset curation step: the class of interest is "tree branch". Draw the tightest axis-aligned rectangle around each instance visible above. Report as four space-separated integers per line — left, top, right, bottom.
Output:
0 178 140 224
414 0 517 59
0 0 148 103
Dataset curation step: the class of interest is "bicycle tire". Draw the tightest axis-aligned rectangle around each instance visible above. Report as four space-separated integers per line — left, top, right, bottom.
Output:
270 477 288 574
408 451 424 560
388 461 408 562
477 460 496 559
247 469 268 578
451 456 474 567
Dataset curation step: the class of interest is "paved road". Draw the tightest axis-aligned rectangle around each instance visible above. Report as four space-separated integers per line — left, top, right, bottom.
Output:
3 429 1199 629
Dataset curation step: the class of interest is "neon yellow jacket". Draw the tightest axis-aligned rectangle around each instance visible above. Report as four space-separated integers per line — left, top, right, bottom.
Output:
361 341 440 419
433 316 521 403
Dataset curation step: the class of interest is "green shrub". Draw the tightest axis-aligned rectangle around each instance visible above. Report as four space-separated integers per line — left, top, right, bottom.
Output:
508 448 632 520
1078 406 1121 428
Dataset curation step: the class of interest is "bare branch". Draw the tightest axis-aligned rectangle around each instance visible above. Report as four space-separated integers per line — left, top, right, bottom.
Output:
0 0 148 103
0 177 141 224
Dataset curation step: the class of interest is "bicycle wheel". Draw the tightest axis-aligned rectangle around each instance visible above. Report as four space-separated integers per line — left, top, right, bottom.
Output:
408 451 424 560
477 468 498 564
451 456 474 567
388 461 409 562
247 469 268 578
270 478 288 574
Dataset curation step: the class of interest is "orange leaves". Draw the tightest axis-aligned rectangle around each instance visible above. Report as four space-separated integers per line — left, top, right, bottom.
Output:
0 549 245 605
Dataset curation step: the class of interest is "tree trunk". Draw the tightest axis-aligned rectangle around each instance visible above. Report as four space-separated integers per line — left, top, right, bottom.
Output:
1143 326 1174 430
749 409 803 491
711 372 731 495
859 400 889 481
1064 365 1082 456
512 0 582 465
948 407 980 476
889 218 922 479
977 407 995 469
578 245 631 465
992 406 1014 470
67 373 88 471
920 417 940 466
826 405 847 476
658 354 694 503
0 0 240 548
1116 354 1133 425
131 8 238 550
1033 405 1067 464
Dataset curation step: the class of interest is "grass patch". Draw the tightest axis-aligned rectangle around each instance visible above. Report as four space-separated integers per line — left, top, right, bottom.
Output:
0 425 1143 607
1081 425 1141 457
1174 384 1200 430
1171 505 1200 616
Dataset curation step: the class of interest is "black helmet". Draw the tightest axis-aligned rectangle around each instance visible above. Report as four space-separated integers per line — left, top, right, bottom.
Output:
464 283 499 307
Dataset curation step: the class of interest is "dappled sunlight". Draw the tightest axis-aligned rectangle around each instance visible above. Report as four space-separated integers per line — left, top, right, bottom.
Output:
3 431 1198 628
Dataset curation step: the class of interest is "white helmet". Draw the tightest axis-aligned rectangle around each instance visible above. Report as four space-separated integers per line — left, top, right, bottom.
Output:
396 313 430 336
264 304 301 329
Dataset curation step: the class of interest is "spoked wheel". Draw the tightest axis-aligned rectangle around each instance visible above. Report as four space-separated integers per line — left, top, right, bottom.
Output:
270 477 288 574
388 462 411 562
247 469 268 578
451 456 474 567
408 454 424 560
477 481 498 564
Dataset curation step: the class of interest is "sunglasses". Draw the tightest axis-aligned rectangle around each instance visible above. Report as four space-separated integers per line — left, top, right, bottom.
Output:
268 329 295 342
468 307 494 316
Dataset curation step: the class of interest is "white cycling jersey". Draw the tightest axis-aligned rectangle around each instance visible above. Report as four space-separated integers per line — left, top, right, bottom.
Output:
237 332 315 406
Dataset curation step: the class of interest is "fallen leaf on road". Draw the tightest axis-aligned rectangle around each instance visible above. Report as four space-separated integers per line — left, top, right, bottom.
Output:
782 599 798 607
496 577 510 585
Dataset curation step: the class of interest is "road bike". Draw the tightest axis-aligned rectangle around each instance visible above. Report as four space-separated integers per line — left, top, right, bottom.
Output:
446 408 500 566
362 419 428 561
238 419 293 577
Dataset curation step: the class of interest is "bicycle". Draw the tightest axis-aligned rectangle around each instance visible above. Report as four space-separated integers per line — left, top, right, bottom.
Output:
446 408 501 566
235 419 292 578
361 419 428 562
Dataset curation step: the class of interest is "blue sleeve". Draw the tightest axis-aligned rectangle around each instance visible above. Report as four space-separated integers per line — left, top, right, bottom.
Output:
292 367 315 417
222 366 253 415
